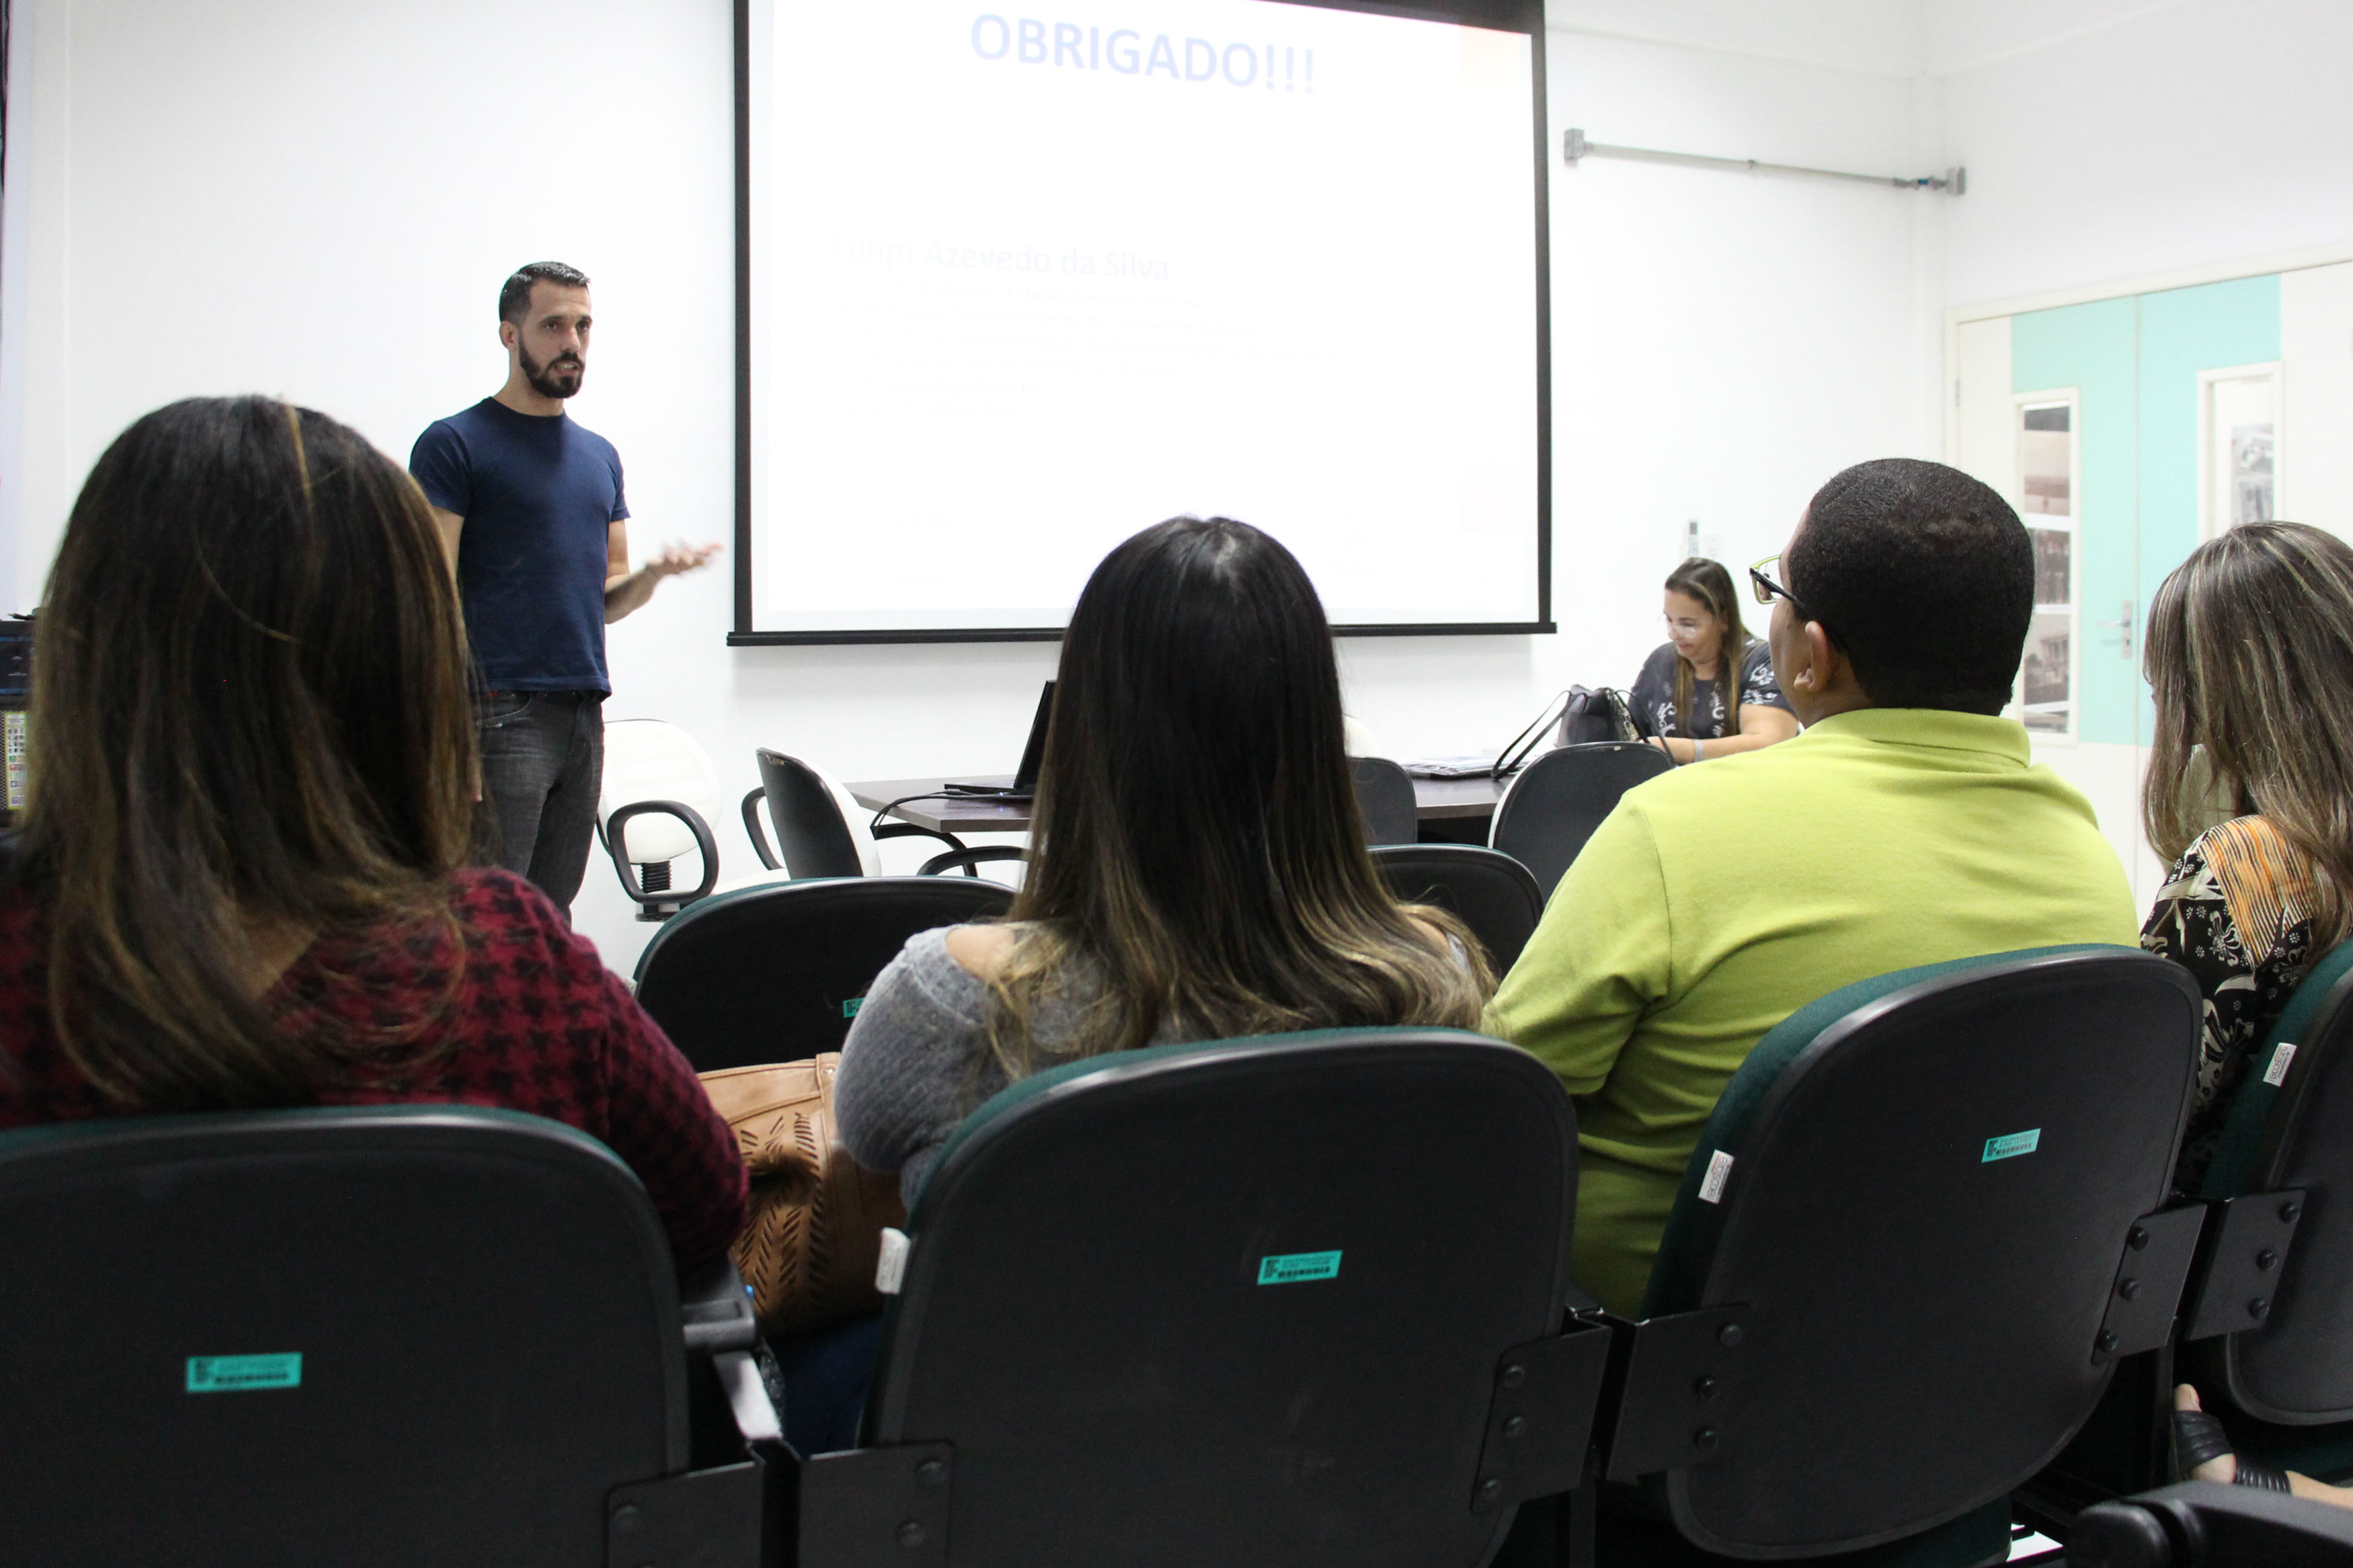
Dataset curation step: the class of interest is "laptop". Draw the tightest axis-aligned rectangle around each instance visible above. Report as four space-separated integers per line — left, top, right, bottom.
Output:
943 682 1055 800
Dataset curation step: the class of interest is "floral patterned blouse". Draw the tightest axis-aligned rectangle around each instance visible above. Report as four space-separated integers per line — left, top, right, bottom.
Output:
2139 816 2318 1194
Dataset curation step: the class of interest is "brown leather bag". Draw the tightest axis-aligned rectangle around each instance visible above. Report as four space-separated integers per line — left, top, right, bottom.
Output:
699 1053 907 1335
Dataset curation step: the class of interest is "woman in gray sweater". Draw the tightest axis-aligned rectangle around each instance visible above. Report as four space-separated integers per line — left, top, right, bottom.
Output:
836 515 1492 1204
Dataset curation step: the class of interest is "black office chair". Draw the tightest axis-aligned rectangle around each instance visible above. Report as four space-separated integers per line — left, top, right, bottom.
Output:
635 875 1015 1072
1587 946 2204 1566
0 1106 779 1567
1488 742 1671 898
1372 843 1547 971
2071 1481 2353 1567
2028 941 2353 1533
1350 755 1420 845
2168 937 2353 1486
783 1027 1610 1568
742 749 1024 880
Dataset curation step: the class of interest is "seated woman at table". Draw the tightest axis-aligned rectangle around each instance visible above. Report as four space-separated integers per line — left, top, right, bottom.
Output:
1630 557 1798 764
838 514 1493 1200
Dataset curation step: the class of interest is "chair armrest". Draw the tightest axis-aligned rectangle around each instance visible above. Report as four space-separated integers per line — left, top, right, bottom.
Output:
918 845 1027 879
606 1262 776 1568
678 1258 760 1357
740 788 782 871
2076 1481 2353 1565
604 801 721 911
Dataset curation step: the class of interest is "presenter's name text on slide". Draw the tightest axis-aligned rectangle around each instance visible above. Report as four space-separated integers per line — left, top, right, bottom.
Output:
834 238 1169 281
972 16 1316 92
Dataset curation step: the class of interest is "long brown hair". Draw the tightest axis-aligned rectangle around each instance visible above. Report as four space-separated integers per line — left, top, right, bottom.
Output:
16 396 479 1108
2143 522 2353 948
986 517 1490 1075
1665 556 1751 737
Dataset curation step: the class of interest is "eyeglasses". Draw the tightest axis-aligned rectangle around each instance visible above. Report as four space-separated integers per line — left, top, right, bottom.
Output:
1663 616 1707 636
1749 555 1809 617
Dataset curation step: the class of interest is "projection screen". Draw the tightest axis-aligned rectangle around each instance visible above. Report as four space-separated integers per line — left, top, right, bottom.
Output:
733 0 1550 643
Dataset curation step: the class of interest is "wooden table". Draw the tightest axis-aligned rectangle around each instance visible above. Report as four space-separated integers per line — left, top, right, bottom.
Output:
846 774 1508 837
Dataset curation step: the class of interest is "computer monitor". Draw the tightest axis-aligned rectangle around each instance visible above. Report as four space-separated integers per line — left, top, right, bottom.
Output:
944 682 1055 801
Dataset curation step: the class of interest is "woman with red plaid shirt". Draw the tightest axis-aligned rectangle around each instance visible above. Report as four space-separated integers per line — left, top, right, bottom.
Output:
0 397 745 1269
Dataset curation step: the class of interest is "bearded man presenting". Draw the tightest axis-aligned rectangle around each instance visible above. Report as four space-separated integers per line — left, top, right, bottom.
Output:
411 261 719 917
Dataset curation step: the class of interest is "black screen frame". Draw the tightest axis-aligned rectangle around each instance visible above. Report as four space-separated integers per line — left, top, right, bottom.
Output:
729 0 1552 646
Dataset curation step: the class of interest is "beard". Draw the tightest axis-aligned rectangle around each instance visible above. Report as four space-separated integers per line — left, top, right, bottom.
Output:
518 342 584 399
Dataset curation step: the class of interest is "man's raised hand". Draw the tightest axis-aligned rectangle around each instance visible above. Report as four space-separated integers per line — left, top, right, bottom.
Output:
647 540 723 578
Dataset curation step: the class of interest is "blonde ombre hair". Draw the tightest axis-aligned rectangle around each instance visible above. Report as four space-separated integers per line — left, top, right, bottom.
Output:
19 397 477 1108
983 518 1492 1079
2143 522 2353 947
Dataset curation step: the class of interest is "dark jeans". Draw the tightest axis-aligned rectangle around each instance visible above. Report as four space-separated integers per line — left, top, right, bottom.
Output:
475 690 604 917
770 1314 884 1456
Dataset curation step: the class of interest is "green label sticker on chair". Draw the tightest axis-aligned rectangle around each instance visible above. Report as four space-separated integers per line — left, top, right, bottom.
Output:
1982 1128 2041 1163
842 997 863 1019
186 1353 303 1393
1258 1250 1342 1285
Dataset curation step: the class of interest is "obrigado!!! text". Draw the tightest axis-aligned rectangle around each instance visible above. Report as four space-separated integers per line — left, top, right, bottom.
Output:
971 16 1316 91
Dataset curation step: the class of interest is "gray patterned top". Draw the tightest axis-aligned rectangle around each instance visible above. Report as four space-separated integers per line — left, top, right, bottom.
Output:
1628 638 1790 741
835 923 1468 1207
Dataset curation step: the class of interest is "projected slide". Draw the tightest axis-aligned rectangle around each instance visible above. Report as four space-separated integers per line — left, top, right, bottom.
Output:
740 0 1546 641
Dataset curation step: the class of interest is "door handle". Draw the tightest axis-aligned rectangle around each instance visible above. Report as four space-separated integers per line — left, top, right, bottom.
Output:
2094 600 2135 659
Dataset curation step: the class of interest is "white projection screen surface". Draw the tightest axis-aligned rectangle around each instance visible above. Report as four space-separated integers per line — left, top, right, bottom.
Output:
735 0 1550 643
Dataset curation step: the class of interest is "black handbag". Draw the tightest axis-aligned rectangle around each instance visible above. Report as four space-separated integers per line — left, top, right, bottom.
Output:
1555 686 1639 746
1494 686 1639 777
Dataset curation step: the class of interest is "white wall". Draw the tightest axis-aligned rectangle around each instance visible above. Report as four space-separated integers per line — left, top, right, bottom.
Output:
0 0 1944 973
1932 0 2353 306
1545 0 1924 77
1540 25 1934 702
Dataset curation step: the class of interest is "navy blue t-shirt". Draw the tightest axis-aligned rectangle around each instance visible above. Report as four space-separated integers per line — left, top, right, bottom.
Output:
409 399 629 693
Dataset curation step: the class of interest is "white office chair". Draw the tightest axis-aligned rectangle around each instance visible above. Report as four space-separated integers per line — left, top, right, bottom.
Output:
598 720 736 921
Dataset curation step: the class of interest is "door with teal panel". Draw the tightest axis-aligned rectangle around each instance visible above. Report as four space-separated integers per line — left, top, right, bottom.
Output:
1951 270 2318 905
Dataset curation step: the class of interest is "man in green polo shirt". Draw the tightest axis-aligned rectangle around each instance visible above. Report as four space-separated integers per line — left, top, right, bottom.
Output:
1486 458 2139 1316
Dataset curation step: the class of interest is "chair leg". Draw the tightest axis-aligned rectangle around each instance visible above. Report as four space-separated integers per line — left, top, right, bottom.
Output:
1556 1448 1598 1568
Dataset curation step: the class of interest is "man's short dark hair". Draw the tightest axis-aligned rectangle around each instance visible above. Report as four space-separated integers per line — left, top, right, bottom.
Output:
498 261 590 325
1788 458 2034 714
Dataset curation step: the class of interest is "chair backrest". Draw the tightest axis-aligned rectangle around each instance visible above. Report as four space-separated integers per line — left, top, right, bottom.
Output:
754 749 881 878
2191 938 2353 1425
602 719 723 866
1371 843 1546 971
864 1028 1579 1568
1349 755 1419 845
635 876 1015 1071
1629 946 2199 1559
1488 741 1670 897
0 1106 688 1566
